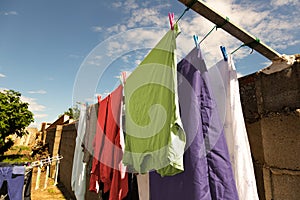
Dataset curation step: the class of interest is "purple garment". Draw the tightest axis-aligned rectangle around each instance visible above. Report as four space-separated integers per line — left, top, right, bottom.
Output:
0 166 25 200
150 48 239 200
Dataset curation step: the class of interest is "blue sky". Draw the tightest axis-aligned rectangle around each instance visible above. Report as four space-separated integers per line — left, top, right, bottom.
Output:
0 0 299 128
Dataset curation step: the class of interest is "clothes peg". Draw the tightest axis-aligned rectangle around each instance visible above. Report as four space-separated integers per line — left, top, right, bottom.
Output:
121 71 127 85
168 12 175 30
193 35 202 58
97 95 101 102
193 35 200 49
220 46 228 61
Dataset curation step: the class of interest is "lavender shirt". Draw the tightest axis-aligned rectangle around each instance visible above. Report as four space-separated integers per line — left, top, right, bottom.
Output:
150 48 239 200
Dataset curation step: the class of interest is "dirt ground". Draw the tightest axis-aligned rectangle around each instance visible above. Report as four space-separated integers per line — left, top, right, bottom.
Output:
31 167 68 200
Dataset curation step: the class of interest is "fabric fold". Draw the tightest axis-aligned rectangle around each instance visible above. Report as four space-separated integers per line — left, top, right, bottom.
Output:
150 47 239 200
208 56 259 200
123 25 186 177
90 85 128 200
71 104 87 200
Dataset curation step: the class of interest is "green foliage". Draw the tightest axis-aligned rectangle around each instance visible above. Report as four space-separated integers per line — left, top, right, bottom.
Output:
63 105 80 120
0 90 34 154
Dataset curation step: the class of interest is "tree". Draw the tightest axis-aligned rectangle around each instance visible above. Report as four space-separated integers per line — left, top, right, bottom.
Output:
63 105 80 120
0 90 34 154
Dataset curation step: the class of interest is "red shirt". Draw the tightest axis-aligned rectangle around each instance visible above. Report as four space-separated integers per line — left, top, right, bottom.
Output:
90 85 128 200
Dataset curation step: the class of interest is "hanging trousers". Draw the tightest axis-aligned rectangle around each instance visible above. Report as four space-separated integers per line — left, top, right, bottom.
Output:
0 166 25 200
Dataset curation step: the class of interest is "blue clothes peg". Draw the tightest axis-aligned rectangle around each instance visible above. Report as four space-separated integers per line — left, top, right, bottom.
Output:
220 46 228 61
193 35 202 58
193 35 200 49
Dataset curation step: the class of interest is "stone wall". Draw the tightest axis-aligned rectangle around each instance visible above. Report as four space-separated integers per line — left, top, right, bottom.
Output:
45 127 56 157
58 123 77 199
44 121 101 199
239 61 300 200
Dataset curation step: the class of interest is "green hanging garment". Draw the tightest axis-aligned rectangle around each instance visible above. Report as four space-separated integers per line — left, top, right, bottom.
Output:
123 25 186 177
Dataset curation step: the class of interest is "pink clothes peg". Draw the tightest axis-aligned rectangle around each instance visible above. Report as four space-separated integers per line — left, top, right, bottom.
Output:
121 71 127 84
168 12 175 30
97 95 101 102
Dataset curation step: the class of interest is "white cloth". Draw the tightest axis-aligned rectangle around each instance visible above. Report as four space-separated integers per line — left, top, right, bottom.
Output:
208 56 259 200
71 104 87 200
119 93 127 178
137 173 149 200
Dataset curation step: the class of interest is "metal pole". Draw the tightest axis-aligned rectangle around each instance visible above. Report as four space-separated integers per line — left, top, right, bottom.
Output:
54 155 60 185
44 157 50 189
35 162 42 190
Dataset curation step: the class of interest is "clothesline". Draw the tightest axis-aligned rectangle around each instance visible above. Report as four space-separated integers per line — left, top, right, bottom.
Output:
74 38 259 199
177 0 283 61
109 0 281 92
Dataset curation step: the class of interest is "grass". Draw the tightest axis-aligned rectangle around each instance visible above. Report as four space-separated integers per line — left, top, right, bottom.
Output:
47 188 57 194
0 145 33 163
0 154 31 162
18 145 31 151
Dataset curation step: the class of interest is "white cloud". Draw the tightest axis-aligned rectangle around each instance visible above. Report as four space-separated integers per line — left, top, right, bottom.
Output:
124 0 139 10
112 2 122 8
105 28 164 58
84 92 112 103
221 1 298 49
127 8 167 28
93 0 298 73
1 11 18 16
34 113 48 118
28 122 38 128
271 0 300 7
121 55 131 63
28 90 47 94
86 54 103 66
20 96 46 112
0 89 47 127
105 25 128 35
92 26 102 32
113 70 132 81
84 97 96 104
94 55 102 59
172 0 300 65
19 96 48 125
134 59 141 66
0 73 6 78
120 0 139 13
96 2 170 36
87 60 101 66
0 87 9 92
